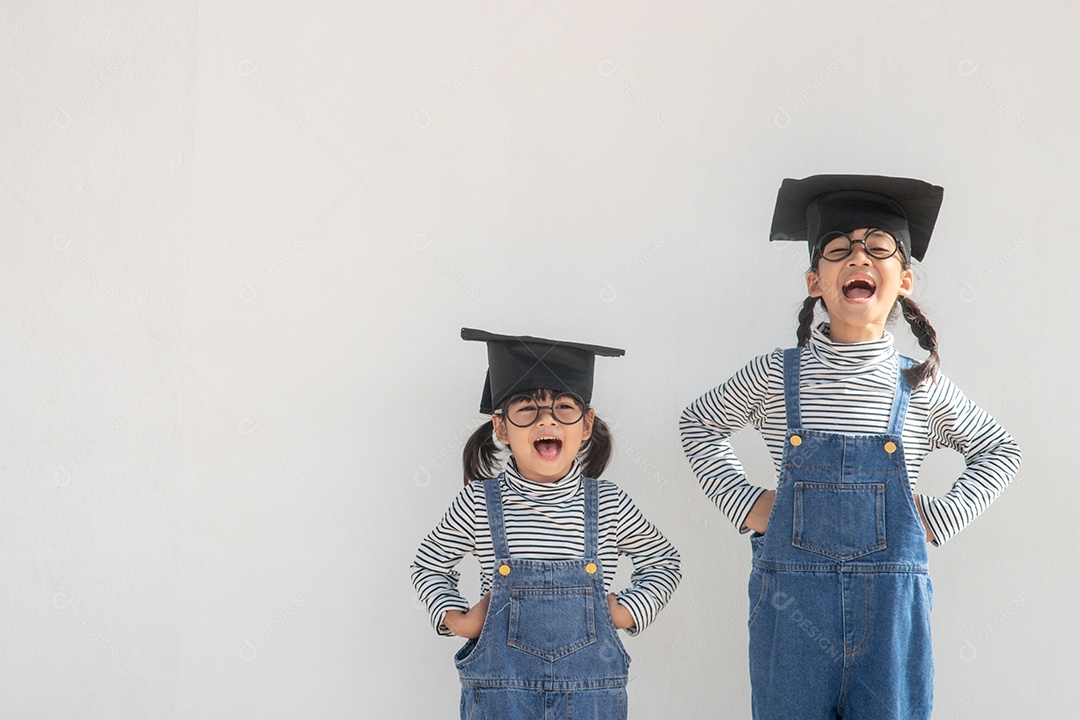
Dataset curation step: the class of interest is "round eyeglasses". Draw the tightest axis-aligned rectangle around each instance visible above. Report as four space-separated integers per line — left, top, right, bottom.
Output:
816 229 900 262
496 394 586 427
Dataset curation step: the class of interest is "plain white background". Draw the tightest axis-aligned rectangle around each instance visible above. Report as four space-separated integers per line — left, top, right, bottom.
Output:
1 1 1075 717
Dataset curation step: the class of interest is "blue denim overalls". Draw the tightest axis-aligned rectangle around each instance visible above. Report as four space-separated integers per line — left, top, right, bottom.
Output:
455 475 631 720
747 348 933 719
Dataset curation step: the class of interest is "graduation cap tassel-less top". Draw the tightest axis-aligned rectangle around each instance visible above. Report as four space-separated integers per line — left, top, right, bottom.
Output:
461 328 625 414
769 174 944 262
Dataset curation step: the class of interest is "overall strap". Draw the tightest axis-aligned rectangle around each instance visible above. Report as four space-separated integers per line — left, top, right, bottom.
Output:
483 475 511 559
583 477 599 559
783 347 803 430
887 355 915 436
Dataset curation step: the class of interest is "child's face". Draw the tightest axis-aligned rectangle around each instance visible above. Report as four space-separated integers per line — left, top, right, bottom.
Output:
491 391 594 483
805 228 914 342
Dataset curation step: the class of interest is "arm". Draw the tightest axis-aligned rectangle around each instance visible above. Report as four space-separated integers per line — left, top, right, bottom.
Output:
443 593 490 639
916 375 1022 546
410 485 479 636
679 351 778 533
913 493 937 543
610 487 682 636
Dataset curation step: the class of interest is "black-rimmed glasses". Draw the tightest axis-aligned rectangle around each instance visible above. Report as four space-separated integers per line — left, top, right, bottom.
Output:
495 394 586 427
816 229 900 262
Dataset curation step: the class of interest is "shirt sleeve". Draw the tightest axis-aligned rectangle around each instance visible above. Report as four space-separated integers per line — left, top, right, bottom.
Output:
915 374 1023 546
679 351 779 533
610 487 681 636
410 485 479 635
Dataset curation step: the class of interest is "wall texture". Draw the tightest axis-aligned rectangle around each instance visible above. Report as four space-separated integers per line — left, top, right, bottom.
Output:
1 1 1074 717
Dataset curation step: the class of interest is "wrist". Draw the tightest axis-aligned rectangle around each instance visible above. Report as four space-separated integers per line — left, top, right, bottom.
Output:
607 593 635 630
442 609 465 635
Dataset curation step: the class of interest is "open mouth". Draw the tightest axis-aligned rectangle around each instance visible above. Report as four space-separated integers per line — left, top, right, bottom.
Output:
842 277 877 301
533 436 563 461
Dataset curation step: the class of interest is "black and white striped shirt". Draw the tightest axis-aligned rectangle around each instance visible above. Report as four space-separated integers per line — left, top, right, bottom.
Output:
411 461 681 637
680 324 1022 546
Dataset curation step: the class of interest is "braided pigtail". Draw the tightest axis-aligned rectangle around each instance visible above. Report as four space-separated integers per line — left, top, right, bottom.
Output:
797 296 822 347
898 296 940 387
579 414 613 479
462 421 502 484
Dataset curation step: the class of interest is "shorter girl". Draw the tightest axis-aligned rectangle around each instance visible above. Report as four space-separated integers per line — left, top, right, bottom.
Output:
412 328 681 720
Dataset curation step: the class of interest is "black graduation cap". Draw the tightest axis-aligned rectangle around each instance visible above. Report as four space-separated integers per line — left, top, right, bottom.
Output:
461 328 625 414
769 174 944 262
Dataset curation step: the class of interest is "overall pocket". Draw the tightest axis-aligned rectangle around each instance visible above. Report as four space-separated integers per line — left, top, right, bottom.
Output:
792 482 886 560
507 586 596 661
747 567 771 629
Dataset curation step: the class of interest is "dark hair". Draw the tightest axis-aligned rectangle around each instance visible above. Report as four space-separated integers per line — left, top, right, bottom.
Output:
461 388 614 484
798 242 940 387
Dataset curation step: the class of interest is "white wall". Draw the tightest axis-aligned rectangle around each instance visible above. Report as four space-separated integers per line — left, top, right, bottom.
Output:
2 1 1074 717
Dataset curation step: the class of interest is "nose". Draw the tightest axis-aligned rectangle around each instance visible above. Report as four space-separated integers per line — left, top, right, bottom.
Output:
532 404 558 425
846 241 873 264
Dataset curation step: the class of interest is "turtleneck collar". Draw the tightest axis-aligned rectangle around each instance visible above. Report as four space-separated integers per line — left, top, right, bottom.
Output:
808 322 896 370
504 458 583 503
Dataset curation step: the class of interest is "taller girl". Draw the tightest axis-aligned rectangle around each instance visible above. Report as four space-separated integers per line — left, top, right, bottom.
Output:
680 175 1021 719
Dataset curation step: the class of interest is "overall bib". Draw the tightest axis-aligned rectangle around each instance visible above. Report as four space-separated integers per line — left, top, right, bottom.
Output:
748 348 933 720
455 476 631 720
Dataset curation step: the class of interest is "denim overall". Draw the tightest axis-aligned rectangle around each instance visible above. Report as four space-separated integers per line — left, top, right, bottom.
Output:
747 348 933 719
455 476 631 720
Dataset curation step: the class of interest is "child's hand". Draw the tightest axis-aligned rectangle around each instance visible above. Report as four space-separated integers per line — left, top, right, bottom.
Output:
606 593 635 631
913 493 937 543
444 592 491 638
743 490 776 534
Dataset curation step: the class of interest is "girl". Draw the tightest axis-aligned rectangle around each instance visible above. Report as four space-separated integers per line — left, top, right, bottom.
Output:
680 175 1021 719
413 328 681 720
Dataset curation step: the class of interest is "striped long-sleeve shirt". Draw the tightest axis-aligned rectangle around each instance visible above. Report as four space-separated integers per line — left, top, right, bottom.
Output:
411 460 681 637
680 324 1022 546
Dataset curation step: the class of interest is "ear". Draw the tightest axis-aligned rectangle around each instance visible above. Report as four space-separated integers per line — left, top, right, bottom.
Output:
898 267 914 297
806 270 824 298
491 416 508 444
580 408 595 442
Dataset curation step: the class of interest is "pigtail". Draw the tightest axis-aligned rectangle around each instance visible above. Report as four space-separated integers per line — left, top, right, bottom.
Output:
579 414 613 479
797 296 822 347
462 421 502 484
898 296 940 388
